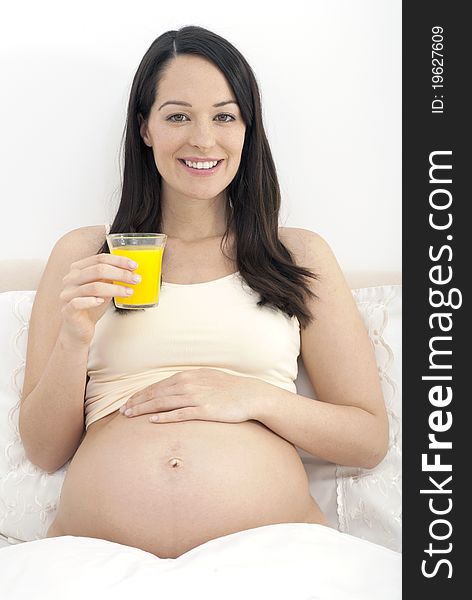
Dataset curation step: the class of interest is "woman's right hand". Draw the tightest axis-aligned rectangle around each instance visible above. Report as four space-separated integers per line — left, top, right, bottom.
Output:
59 253 140 345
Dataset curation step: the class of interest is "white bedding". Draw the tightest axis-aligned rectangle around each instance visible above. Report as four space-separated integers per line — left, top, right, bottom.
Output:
0 523 401 599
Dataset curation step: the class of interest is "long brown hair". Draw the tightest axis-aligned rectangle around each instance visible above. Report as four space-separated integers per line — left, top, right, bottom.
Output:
98 25 318 327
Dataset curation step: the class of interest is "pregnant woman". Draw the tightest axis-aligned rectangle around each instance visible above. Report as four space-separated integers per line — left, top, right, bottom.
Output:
19 26 389 559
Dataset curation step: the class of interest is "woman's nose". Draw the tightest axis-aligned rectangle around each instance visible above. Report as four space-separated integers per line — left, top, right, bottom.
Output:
187 121 216 148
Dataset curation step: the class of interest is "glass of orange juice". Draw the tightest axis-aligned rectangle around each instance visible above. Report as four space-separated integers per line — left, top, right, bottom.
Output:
106 233 167 309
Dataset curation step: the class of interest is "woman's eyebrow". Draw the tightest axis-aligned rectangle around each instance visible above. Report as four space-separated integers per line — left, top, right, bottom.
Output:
158 100 238 110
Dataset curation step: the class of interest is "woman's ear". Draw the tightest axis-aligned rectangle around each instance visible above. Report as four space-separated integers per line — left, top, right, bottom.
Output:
138 113 152 147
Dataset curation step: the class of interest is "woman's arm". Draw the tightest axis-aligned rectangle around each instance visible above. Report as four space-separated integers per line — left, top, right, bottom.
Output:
249 385 388 469
20 225 140 473
19 229 94 473
255 228 389 469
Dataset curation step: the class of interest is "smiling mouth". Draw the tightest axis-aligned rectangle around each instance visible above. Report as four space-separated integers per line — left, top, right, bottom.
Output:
178 159 224 170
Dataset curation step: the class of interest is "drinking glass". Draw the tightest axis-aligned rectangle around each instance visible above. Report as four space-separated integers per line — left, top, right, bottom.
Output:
106 233 167 309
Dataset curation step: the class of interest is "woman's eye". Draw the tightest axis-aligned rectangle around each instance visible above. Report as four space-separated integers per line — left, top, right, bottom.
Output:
168 114 188 122
216 113 235 122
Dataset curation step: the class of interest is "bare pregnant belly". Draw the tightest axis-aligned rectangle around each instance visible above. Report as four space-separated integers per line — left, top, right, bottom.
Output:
49 411 326 558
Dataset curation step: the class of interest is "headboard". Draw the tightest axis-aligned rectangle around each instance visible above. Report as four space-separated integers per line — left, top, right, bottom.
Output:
0 259 402 292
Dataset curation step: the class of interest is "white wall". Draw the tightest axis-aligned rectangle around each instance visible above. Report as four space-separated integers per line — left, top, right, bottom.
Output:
1 0 401 273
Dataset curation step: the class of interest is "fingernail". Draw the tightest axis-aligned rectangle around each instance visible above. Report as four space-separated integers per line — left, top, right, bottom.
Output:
124 409 133 416
128 260 138 269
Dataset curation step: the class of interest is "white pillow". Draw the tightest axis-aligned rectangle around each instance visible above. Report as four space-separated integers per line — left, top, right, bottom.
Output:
336 285 402 553
0 292 69 544
0 286 401 550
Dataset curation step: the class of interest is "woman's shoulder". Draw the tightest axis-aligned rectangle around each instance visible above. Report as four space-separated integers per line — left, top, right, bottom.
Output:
278 226 333 269
54 224 108 257
57 224 106 239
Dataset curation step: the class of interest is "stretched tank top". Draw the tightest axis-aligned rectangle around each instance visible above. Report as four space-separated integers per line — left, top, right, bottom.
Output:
84 225 300 429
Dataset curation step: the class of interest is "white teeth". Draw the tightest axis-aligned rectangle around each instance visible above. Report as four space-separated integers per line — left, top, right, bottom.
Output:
183 160 219 169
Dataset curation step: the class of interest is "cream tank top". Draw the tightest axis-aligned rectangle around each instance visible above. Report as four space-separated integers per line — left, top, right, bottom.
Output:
84 225 301 430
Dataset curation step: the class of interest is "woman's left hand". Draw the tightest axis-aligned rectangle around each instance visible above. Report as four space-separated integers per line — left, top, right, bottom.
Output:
119 368 268 424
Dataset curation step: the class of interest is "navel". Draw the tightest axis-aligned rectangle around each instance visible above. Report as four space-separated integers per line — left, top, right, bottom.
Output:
167 457 183 469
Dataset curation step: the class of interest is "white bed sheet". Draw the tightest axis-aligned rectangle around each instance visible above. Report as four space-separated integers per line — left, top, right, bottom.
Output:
0 522 401 599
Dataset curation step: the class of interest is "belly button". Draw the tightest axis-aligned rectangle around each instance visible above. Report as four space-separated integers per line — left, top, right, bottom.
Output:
167 457 183 468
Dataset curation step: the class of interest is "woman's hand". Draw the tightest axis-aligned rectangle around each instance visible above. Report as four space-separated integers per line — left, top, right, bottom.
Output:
59 253 140 345
120 368 269 424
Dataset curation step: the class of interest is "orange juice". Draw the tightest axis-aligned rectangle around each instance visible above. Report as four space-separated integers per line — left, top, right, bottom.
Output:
110 245 164 308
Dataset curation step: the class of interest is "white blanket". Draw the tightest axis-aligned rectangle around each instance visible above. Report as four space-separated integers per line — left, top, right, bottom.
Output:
0 523 401 599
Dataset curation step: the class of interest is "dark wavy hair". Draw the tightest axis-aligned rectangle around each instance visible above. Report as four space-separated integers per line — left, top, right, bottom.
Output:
98 25 319 327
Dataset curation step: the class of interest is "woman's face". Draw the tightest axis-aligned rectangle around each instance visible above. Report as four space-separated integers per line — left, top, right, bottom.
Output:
139 54 247 202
